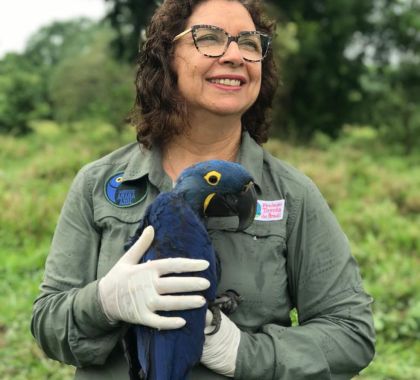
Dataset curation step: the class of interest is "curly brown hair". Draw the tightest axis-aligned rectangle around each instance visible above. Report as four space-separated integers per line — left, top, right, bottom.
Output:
130 0 278 149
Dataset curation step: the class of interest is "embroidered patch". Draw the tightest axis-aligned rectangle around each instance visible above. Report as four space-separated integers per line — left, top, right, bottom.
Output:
255 200 285 221
104 172 147 208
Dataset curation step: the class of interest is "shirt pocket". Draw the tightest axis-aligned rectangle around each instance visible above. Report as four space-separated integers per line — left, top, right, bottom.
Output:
208 218 291 330
93 201 148 278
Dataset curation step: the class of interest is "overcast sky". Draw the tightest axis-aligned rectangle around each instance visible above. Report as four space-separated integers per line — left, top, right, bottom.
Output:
0 0 107 58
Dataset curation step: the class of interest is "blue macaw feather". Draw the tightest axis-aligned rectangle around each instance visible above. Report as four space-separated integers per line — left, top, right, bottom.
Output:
124 160 256 380
134 192 217 379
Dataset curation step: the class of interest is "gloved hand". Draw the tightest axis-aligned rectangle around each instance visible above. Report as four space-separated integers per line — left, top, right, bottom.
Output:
98 226 210 330
201 309 241 377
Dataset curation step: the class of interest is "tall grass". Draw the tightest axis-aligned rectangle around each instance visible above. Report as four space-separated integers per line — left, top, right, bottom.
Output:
0 122 419 379
0 121 133 379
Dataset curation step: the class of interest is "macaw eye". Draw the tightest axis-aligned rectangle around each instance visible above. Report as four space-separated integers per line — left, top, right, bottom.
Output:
204 171 221 186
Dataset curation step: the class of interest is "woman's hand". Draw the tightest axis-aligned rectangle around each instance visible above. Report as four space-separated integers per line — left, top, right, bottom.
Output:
98 226 210 329
201 309 241 377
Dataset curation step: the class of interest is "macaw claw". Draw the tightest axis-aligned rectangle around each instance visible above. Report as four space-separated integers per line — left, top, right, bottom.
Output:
206 289 243 336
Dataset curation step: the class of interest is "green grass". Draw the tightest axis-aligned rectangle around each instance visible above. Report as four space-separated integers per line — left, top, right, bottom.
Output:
0 121 133 379
1 122 419 379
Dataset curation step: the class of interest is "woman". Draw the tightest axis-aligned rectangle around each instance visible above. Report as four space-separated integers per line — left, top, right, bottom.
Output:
31 0 375 379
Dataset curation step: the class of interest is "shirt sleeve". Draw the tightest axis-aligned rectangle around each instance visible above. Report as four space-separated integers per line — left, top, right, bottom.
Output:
31 168 126 367
234 180 375 379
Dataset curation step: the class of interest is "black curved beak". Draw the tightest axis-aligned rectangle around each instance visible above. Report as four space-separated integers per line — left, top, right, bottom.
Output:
204 181 257 231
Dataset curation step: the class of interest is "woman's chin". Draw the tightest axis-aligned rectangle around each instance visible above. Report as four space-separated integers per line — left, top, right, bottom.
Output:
205 103 249 118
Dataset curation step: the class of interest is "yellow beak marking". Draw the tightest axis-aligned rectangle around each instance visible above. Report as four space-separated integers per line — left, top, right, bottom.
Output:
203 193 216 214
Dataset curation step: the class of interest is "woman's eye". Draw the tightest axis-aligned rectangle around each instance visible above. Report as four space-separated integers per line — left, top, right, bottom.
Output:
240 39 260 52
196 32 224 45
197 34 218 42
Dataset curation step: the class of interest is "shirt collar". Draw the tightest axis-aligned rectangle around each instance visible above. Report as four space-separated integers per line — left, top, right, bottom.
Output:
238 131 264 189
121 143 173 192
121 131 264 191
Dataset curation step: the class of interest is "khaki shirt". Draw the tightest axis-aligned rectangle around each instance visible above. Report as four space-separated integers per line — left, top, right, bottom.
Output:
31 132 375 380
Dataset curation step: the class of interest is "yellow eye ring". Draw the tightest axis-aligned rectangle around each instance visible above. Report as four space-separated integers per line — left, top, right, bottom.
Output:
204 171 221 186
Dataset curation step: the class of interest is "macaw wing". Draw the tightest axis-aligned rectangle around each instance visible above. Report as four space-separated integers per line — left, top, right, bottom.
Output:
134 193 218 380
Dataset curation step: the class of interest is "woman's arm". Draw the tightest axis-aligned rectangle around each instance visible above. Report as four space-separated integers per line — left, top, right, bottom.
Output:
31 168 126 367
234 181 375 379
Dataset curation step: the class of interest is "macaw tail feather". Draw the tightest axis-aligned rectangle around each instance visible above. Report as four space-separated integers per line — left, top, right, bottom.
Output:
123 328 143 380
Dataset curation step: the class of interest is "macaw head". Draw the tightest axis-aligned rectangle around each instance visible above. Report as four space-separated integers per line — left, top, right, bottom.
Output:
173 160 257 231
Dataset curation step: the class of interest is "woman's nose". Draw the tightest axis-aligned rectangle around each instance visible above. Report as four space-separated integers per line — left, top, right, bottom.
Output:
218 41 245 66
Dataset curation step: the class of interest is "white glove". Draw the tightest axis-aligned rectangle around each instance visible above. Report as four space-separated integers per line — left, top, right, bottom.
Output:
201 309 241 377
98 226 210 330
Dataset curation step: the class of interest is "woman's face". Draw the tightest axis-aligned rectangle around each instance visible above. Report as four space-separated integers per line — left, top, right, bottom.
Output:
172 0 262 119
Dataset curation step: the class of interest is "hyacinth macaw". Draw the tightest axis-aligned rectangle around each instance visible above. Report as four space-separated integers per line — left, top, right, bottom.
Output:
123 160 257 380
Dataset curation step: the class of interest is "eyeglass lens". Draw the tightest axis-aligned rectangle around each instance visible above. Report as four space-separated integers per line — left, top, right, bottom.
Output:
193 26 269 62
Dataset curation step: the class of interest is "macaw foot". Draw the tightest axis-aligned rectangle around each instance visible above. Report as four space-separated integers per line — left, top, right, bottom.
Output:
206 289 243 336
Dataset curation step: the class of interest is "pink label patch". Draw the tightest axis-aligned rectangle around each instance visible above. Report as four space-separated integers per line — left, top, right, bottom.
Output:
255 200 285 221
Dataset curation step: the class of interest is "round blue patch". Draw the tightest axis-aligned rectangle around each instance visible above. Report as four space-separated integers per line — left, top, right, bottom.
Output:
104 172 147 207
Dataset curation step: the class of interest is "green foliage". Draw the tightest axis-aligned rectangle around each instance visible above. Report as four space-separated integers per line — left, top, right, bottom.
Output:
369 0 420 63
1 124 419 379
0 54 49 134
0 19 94 135
356 0 420 154
0 121 134 379
48 25 134 129
24 18 97 68
268 0 376 139
0 19 134 135
360 62 420 154
104 0 158 61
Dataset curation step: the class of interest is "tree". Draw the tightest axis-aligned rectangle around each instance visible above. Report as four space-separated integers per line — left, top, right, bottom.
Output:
48 25 134 131
0 53 49 134
0 19 113 134
104 0 159 61
24 18 96 68
266 0 377 140
22 18 100 122
367 0 419 65
358 0 420 153
0 18 135 134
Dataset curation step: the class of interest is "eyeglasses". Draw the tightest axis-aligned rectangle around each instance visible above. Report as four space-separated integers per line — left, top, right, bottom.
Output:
173 24 272 63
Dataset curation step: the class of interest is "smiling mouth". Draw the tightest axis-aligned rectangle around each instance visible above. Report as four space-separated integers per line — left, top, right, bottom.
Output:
208 78 243 87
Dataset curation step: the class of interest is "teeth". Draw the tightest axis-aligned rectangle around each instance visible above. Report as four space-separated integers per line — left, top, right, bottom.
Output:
210 78 241 86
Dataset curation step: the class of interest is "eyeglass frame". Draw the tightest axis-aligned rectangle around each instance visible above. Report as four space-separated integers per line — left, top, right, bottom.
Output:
173 24 272 63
